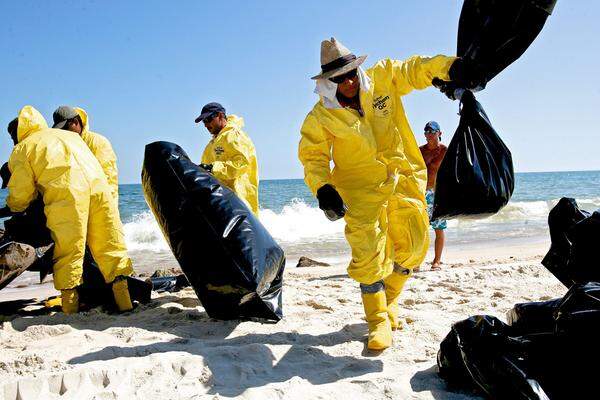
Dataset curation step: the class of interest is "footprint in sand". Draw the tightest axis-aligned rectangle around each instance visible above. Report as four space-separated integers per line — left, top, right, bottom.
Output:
305 300 334 311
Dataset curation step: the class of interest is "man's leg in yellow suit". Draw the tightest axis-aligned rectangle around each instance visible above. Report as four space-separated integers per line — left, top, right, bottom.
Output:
341 188 394 284
385 195 429 329
87 190 134 311
384 264 411 330
45 198 89 313
340 188 395 350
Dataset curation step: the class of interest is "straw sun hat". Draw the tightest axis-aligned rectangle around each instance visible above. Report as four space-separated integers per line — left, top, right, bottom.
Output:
311 37 367 80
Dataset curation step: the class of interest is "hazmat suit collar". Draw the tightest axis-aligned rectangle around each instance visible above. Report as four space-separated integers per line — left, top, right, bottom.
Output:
314 67 371 109
214 115 244 138
224 114 244 130
16 106 49 143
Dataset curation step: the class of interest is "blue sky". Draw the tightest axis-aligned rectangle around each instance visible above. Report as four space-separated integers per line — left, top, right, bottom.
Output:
1 1 598 183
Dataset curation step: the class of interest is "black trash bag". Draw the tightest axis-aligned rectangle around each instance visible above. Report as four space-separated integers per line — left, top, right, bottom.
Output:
78 251 152 308
507 298 562 335
150 274 191 293
431 0 557 219
457 0 558 89
141 141 285 321
437 315 550 399
554 282 600 336
432 91 514 220
541 198 599 287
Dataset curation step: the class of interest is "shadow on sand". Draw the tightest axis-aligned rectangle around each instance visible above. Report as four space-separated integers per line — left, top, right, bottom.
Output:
6 292 383 396
410 365 482 400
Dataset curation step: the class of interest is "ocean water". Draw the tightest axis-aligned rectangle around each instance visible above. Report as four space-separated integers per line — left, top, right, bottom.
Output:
1 171 599 261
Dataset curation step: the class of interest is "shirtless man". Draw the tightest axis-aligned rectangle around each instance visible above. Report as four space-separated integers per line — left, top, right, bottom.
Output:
420 121 447 270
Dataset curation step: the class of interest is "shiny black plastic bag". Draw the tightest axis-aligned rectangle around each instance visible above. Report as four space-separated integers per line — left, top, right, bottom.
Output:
542 198 598 287
437 315 550 399
150 274 190 293
441 285 600 399
142 141 285 321
432 91 514 220
554 282 600 336
458 0 557 89
507 298 561 334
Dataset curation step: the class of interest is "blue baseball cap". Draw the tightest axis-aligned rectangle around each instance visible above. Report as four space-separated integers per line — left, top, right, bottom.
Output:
195 102 226 123
424 121 441 132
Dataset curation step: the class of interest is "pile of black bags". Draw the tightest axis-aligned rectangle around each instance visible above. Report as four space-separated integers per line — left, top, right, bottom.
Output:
432 0 557 220
438 198 600 399
142 141 285 321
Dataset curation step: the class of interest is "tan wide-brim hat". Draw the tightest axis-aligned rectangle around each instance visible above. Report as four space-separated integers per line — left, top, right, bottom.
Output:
311 37 367 80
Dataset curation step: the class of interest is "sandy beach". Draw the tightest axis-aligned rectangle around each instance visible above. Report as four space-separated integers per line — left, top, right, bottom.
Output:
0 237 566 399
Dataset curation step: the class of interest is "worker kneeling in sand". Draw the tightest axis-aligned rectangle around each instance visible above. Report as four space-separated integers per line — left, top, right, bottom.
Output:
195 102 259 215
5 106 134 314
299 38 462 350
51 106 120 205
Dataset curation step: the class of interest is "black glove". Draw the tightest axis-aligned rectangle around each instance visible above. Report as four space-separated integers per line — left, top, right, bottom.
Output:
433 77 478 104
199 163 213 173
316 184 347 221
0 206 13 218
448 57 485 90
432 78 462 100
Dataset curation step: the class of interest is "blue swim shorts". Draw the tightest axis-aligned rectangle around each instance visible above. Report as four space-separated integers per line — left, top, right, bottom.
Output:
425 189 447 230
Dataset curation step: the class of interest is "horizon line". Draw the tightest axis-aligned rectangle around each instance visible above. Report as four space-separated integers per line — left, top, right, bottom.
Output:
117 168 600 185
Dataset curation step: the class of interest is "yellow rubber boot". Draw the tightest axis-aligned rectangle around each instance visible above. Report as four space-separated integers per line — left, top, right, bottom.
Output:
61 289 79 314
44 296 62 309
360 283 392 351
384 265 411 330
112 277 133 312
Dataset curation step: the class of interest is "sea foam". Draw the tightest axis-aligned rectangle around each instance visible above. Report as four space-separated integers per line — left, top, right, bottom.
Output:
123 197 600 252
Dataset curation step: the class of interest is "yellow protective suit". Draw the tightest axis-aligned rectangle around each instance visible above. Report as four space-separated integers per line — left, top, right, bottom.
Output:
299 55 455 285
201 115 259 215
75 108 119 202
7 106 132 290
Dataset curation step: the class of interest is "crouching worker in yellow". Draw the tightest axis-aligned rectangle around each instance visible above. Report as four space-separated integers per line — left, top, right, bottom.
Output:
6 106 134 314
299 38 457 350
195 102 259 215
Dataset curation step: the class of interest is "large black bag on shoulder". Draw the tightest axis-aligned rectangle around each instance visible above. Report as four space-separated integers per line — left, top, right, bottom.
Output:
141 141 284 321
432 91 514 220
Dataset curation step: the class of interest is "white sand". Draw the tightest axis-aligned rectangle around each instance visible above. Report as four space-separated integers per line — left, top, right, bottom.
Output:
0 238 566 399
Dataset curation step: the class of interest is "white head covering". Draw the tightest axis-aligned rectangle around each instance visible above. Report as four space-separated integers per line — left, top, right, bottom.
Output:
314 67 371 109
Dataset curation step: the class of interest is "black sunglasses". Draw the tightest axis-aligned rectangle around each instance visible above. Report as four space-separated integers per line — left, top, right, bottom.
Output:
329 69 358 84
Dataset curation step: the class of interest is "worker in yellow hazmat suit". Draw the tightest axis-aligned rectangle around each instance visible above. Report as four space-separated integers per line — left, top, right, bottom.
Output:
6 105 133 314
195 102 259 215
51 106 120 203
299 38 459 350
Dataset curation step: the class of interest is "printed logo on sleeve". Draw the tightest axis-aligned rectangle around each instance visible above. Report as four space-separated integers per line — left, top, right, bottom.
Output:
372 95 391 117
214 146 225 156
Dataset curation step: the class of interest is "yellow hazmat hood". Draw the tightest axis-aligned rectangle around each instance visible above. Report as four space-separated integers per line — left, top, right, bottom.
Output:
74 107 90 131
17 105 48 143
225 115 244 130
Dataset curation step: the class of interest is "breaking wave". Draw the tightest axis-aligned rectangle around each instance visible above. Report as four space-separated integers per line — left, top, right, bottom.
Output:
123 197 600 252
